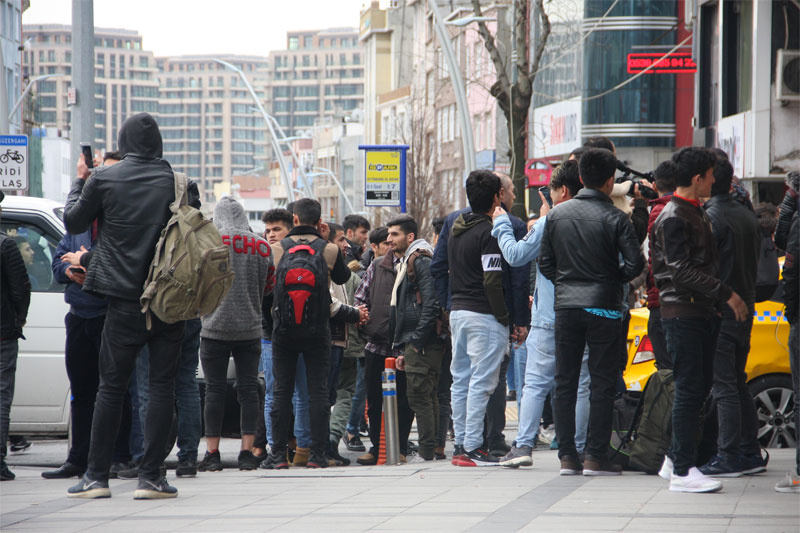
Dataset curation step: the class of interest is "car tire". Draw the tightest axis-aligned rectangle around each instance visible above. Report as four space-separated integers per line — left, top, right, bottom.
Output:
748 374 796 449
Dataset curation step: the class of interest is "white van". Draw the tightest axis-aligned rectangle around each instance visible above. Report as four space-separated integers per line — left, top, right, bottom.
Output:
2 196 70 435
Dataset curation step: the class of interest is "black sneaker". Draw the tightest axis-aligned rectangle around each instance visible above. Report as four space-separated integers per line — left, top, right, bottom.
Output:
326 442 351 466
176 459 197 478
489 440 512 457
741 450 769 475
117 463 139 480
67 475 111 498
197 450 223 472
263 451 290 470
306 452 330 469
407 440 419 454
238 450 259 471
1 461 15 481
9 437 32 454
465 447 501 467
698 454 743 478
559 454 583 475
109 461 130 479
133 477 178 499
344 434 366 452
42 462 85 479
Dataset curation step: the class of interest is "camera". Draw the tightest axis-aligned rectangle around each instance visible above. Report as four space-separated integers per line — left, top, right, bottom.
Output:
615 161 657 200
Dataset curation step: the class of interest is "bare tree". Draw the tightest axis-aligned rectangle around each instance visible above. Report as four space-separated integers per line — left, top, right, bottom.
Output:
472 0 551 219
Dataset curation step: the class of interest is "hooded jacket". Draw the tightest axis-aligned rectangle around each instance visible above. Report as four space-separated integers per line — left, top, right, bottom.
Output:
201 197 273 341
390 239 439 349
63 113 176 301
448 212 509 326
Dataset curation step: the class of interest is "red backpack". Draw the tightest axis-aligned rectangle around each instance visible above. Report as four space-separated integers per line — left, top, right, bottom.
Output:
272 237 330 337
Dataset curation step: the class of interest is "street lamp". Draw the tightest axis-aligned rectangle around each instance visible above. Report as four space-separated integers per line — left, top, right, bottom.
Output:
429 0 477 174
8 74 63 126
445 15 496 27
213 58 294 202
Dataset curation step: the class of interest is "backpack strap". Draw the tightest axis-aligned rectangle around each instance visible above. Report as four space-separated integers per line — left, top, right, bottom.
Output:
171 172 189 213
406 249 432 304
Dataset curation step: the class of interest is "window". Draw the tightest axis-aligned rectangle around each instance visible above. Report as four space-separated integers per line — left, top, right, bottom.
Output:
0 220 63 293
289 36 299 50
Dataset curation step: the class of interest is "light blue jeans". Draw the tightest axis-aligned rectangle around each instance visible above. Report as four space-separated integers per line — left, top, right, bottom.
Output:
261 340 311 448
516 326 590 452
450 310 509 451
512 343 528 411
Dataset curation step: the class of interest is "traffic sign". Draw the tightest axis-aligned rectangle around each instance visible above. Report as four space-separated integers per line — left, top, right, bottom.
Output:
0 135 29 191
359 145 409 212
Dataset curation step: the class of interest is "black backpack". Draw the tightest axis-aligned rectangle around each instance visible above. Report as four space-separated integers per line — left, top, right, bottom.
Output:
755 233 780 302
272 236 330 337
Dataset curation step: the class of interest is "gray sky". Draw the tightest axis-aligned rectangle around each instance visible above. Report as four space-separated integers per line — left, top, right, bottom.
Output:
23 0 369 57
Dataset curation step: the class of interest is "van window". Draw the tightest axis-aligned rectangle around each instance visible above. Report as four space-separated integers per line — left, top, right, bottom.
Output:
1 221 63 293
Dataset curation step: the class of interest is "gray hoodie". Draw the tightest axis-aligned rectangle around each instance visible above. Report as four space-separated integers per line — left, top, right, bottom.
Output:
201 197 273 341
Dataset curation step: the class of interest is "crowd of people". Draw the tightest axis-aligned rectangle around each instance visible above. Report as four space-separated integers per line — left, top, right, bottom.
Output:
0 112 797 500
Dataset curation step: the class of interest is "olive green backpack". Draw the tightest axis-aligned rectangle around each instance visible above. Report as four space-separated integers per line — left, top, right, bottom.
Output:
140 172 234 327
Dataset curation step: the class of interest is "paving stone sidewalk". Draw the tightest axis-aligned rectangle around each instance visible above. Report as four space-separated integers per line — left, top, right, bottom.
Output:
1 435 798 532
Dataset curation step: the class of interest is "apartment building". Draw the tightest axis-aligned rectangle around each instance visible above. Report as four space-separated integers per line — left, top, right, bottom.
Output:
155 55 270 202
21 24 159 153
268 28 365 137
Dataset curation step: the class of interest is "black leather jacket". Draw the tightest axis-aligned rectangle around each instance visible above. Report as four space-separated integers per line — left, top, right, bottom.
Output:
64 113 175 301
782 215 798 324
391 250 439 350
539 188 644 311
651 195 732 318
0 233 31 339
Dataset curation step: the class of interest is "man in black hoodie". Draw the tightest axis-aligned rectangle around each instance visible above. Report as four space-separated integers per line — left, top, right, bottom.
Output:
448 170 510 467
63 113 184 499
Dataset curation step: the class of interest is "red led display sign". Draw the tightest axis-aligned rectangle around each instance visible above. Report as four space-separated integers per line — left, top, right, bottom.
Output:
627 52 697 74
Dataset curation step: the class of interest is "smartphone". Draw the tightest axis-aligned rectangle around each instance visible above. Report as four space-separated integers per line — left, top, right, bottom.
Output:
80 143 93 169
69 266 86 274
538 185 553 208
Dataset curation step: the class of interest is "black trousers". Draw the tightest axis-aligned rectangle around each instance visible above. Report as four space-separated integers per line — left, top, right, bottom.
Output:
64 313 104 468
365 349 413 456
648 307 672 370
554 309 621 460
484 350 510 448
271 333 331 457
86 298 184 482
436 344 452 448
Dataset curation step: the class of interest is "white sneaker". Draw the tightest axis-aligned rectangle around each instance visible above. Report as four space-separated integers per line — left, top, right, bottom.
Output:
658 456 673 480
774 471 800 493
669 467 723 493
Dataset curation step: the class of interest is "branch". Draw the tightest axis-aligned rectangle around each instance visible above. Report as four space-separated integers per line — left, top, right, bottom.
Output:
472 0 511 93
528 0 551 85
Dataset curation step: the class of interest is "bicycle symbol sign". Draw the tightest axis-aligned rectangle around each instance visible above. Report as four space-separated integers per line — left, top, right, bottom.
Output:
0 135 29 191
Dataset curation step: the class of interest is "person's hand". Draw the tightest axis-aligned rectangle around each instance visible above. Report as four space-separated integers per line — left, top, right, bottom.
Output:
538 190 551 215
396 355 406 371
77 154 91 180
726 292 749 322
66 266 86 285
61 245 88 266
357 304 369 325
632 179 654 200
512 326 528 348
318 221 330 241
492 206 507 221
528 295 533 310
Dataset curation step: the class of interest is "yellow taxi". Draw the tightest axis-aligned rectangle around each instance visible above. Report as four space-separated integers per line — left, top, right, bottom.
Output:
624 290 793 449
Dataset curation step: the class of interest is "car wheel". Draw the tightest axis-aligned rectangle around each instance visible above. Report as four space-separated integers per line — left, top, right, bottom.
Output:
749 374 796 449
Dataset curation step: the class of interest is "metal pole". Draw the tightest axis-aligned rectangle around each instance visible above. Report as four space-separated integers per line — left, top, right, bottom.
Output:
382 357 400 466
70 0 94 178
9 74 62 123
213 59 294 203
0 39 9 133
429 0 476 174
312 167 356 215
265 113 314 197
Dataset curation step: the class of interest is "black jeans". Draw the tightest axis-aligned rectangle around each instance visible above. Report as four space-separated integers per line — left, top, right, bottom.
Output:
86 298 184 482
663 316 720 476
365 349 413 456
554 309 621 460
271 333 331 457
712 317 760 459
200 337 261 437
648 307 672 370
0 338 18 462
64 313 105 468
789 323 799 474
484 350 510 448
436 344 452 448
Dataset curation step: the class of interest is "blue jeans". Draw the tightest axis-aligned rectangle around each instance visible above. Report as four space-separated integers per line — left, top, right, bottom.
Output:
516 326 590 452
346 358 367 436
513 343 528 410
507 349 517 392
450 310 509 451
663 316 720 476
262 341 311 448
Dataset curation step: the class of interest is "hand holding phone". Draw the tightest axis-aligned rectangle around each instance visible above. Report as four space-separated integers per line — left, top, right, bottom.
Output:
538 186 553 208
81 143 94 169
